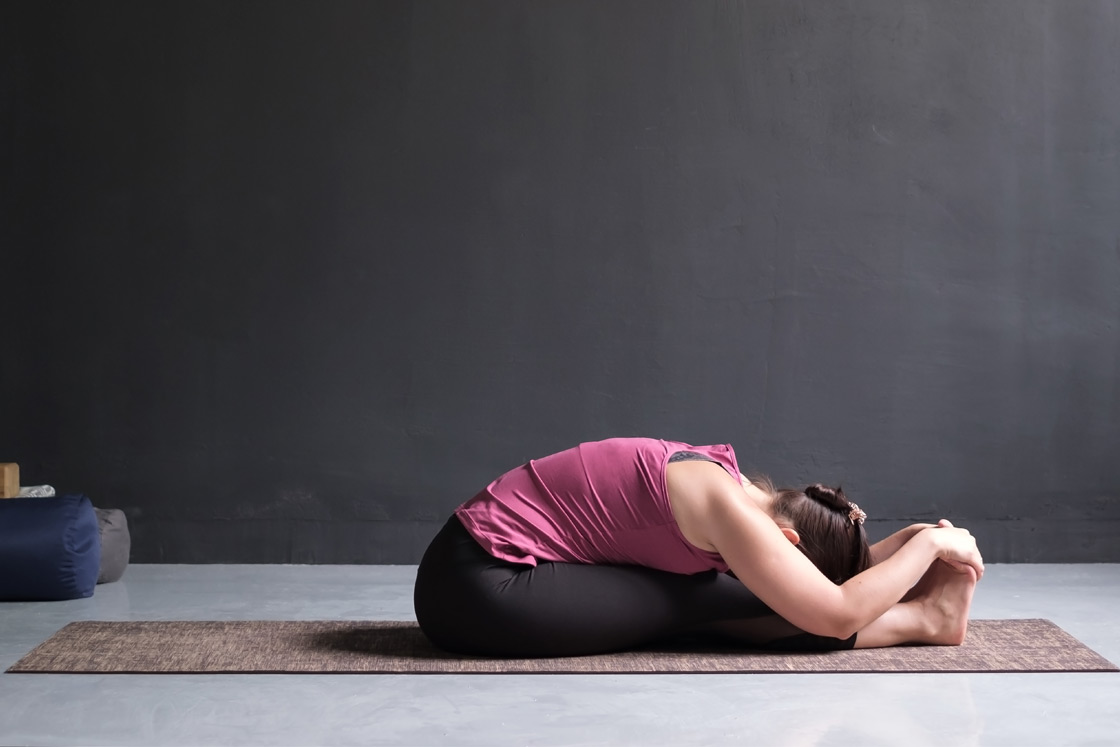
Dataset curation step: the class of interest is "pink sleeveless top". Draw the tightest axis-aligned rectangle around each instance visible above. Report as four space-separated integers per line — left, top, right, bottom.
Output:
454 438 738 574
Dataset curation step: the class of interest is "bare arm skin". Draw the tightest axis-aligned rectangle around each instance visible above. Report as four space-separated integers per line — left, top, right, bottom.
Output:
870 524 936 565
874 519 973 574
667 461 984 641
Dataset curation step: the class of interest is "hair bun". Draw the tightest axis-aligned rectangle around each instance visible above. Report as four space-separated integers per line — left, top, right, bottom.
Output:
804 483 847 509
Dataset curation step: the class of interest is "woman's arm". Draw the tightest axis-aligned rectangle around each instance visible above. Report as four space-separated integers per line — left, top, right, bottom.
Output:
872 520 971 570
668 462 984 641
870 524 936 564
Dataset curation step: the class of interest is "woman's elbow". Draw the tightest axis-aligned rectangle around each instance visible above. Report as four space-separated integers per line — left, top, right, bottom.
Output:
802 609 860 641
829 619 861 641
807 621 858 641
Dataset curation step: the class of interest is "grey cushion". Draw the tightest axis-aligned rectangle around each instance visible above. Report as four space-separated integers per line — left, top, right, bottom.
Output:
94 508 130 584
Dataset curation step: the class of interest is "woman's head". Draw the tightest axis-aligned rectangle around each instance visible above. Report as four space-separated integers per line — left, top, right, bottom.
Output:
763 481 872 584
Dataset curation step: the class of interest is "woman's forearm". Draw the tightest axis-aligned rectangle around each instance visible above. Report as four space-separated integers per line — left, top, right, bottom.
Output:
869 524 935 565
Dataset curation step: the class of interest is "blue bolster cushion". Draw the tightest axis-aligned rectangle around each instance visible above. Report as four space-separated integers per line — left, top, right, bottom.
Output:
0 494 101 601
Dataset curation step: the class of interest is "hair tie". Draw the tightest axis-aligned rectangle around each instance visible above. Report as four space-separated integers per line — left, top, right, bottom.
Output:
847 502 867 525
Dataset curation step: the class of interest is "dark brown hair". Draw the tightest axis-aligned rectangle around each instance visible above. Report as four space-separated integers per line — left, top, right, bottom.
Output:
769 482 872 584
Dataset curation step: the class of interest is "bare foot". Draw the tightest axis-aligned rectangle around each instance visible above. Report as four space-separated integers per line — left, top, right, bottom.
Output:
912 561 978 645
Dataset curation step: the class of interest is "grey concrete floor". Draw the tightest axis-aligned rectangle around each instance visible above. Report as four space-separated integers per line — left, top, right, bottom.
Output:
1 564 1118 747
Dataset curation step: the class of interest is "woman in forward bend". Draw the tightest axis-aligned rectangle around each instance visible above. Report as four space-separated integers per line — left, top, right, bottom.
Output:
413 437 982 656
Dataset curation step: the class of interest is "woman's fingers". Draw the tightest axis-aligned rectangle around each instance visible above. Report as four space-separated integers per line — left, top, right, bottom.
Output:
938 519 954 528
940 558 972 573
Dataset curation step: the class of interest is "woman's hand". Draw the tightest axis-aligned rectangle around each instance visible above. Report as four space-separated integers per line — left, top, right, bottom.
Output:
924 524 984 578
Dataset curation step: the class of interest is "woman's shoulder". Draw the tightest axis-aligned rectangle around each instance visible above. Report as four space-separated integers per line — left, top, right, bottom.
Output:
663 458 746 552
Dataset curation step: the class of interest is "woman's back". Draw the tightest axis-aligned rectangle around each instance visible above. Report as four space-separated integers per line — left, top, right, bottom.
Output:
455 437 737 574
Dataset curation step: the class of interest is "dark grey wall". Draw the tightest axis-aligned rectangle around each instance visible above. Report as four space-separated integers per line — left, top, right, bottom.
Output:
2 1 1118 563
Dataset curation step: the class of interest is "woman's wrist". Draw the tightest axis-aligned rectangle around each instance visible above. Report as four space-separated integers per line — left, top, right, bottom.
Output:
918 526 946 561
907 523 937 545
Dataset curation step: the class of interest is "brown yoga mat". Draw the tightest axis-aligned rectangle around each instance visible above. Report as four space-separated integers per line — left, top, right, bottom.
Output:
7 619 1117 674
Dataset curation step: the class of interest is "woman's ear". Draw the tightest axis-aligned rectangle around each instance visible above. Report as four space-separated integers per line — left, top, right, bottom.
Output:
779 526 800 546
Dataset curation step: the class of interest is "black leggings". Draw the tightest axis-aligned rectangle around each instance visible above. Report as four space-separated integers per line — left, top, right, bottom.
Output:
413 515 856 657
